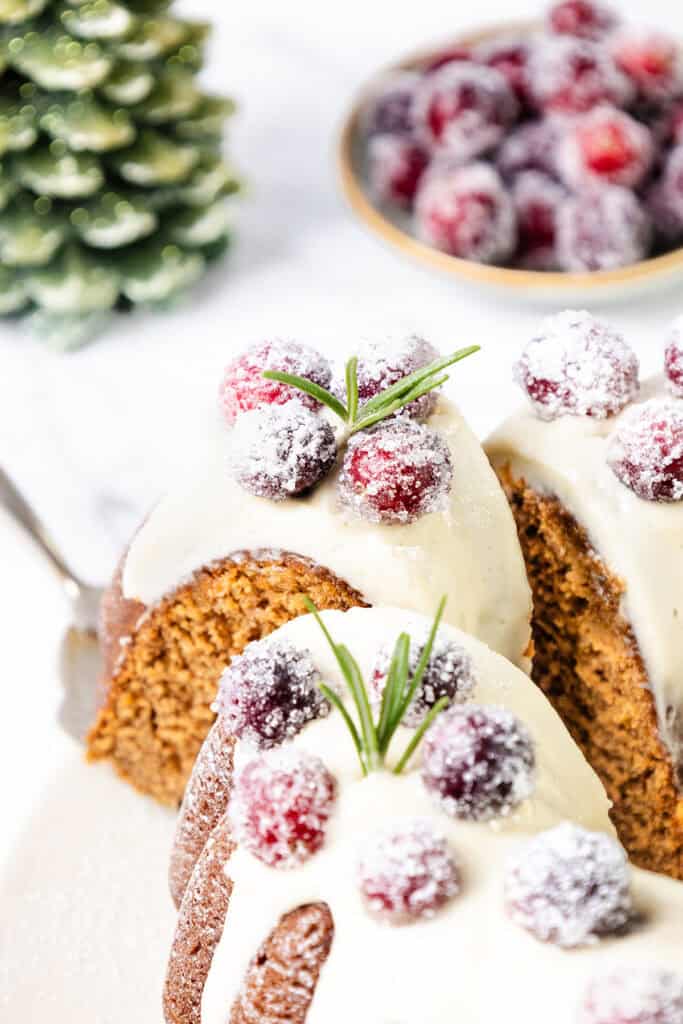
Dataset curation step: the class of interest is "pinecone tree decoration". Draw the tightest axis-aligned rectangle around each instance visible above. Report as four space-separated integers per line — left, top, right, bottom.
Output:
0 0 239 349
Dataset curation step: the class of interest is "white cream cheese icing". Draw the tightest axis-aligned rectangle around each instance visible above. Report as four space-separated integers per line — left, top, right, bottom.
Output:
121 398 532 668
201 608 683 1024
486 376 683 778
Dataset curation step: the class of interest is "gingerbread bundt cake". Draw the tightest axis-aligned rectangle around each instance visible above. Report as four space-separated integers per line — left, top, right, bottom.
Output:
488 310 683 881
88 337 531 804
163 606 683 1024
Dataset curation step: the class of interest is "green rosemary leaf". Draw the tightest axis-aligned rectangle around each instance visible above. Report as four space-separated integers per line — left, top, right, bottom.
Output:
348 372 451 435
336 643 381 771
345 356 358 425
382 633 412 751
318 682 367 775
394 695 450 775
395 595 447 727
356 345 480 418
376 632 410 755
262 370 348 421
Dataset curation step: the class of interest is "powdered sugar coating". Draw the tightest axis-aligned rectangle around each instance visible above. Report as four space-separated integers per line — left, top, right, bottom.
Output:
369 627 475 727
231 401 337 500
611 27 683 103
547 0 618 41
228 749 337 869
213 637 329 749
607 399 683 502
358 818 460 922
497 118 562 181
505 822 633 948
558 106 655 189
665 316 683 398
647 144 683 243
414 62 518 160
581 968 683 1024
512 170 566 270
474 36 534 106
415 162 517 264
367 134 429 209
529 36 633 114
362 70 421 138
514 310 639 421
332 335 440 422
557 185 652 272
420 704 536 822
338 420 453 525
219 341 332 425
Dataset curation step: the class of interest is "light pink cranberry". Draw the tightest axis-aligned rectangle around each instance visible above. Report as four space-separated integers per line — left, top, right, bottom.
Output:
514 309 639 421
358 819 460 922
581 968 683 1024
611 28 683 103
512 170 566 270
415 162 516 264
228 749 337 868
529 36 633 114
559 106 654 189
414 61 518 160
557 184 651 272
665 316 683 398
368 134 429 209
547 0 618 41
607 400 683 503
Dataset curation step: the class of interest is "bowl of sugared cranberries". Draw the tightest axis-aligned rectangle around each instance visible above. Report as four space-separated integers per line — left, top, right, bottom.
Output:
339 2 683 301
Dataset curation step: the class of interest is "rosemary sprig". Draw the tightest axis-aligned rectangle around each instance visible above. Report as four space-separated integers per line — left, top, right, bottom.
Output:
263 345 480 436
304 596 450 775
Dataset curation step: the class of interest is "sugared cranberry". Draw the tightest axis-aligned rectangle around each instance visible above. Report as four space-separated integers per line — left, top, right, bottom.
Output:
231 400 337 500
514 310 639 421
370 628 474 727
229 749 337 868
607 400 683 502
333 335 440 421
475 36 533 106
358 819 460 922
505 823 632 948
424 46 472 74
665 316 683 398
559 106 654 189
581 969 683 1024
368 134 429 210
213 638 329 749
547 1 618 41
363 70 421 137
338 420 453 525
415 162 517 264
557 185 651 272
512 171 566 270
421 704 536 822
646 145 683 243
219 341 332 426
414 62 518 160
497 119 561 181
612 28 682 103
529 37 633 114
671 102 683 145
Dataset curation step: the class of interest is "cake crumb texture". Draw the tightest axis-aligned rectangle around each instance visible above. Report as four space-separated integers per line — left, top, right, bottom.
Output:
498 464 683 880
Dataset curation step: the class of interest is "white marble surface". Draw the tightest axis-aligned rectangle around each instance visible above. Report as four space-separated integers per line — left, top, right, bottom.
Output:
1 0 683 1018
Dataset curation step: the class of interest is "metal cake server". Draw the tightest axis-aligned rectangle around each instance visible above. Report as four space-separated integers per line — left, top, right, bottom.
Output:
0 466 103 743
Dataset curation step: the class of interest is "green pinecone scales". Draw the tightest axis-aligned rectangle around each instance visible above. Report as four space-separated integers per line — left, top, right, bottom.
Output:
0 0 239 349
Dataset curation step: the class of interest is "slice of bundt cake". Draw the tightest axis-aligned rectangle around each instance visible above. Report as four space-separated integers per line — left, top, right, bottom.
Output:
88 337 532 805
487 310 683 881
163 606 683 1024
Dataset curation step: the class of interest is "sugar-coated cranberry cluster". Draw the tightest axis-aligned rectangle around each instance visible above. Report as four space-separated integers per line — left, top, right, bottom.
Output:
363 0 683 272
219 336 454 523
515 309 683 503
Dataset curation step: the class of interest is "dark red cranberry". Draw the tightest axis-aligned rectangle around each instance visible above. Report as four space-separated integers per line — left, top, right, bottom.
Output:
529 37 633 114
219 340 332 426
497 119 561 181
557 185 651 272
607 400 683 502
415 162 516 264
559 106 654 189
363 70 421 137
358 819 460 922
420 704 536 822
370 628 474 726
424 46 472 74
581 969 683 1024
475 36 533 105
228 749 337 868
547 0 618 41
415 61 518 160
612 28 682 102
505 823 633 948
333 335 440 421
232 400 337 500
665 318 683 398
368 134 429 210
214 637 329 748
338 420 453 525
514 310 639 420
512 171 565 270
672 102 683 145
646 145 683 243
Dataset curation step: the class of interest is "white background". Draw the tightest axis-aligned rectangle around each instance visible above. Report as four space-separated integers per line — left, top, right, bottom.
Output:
1 0 682 939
